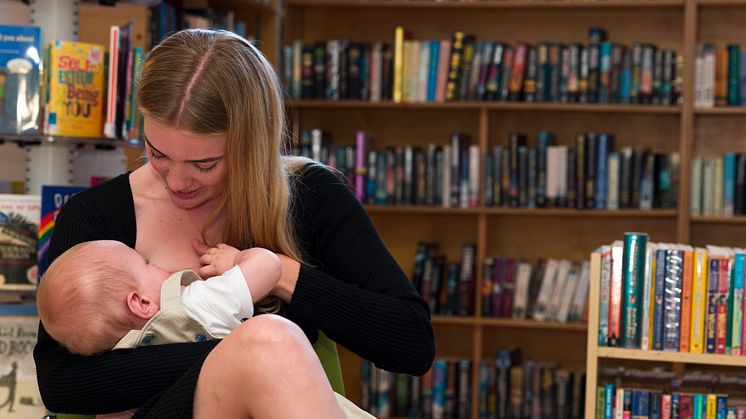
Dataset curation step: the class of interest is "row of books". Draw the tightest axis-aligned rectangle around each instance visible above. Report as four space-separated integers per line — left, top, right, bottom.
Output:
0 23 143 141
694 43 746 108
480 257 590 323
596 233 746 355
413 242 477 316
595 385 743 419
361 357 472 418
478 349 586 419
292 129 681 210
690 154 746 217
149 1 257 50
283 27 682 106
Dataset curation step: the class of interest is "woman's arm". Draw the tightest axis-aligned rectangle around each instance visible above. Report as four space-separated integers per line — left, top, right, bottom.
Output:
34 193 218 414
285 166 435 376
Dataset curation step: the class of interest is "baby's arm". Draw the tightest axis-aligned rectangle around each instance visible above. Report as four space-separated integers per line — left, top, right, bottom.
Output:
199 244 282 302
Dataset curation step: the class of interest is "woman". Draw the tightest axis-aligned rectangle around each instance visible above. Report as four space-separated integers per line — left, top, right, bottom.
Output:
33 29 434 417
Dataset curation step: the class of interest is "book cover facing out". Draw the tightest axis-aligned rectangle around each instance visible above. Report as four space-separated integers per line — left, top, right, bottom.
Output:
46 40 105 138
0 25 42 135
38 185 85 278
0 309 46 418
0 195 40 290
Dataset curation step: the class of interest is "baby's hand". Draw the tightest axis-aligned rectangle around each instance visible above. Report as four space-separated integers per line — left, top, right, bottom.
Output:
198 243 240 277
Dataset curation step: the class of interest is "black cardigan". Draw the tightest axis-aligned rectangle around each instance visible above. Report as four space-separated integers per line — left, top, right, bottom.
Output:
33 165 434 417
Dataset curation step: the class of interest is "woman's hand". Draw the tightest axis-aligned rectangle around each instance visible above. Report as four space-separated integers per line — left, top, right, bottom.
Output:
193 239 240 278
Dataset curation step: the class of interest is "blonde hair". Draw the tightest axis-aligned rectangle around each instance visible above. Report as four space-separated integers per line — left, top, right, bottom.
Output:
137 29 312 312
37 242 139 356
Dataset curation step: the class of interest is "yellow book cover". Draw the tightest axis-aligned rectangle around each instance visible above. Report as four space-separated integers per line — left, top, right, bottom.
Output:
706 394 717 419
690 248 709 353
45 40 105 138
393 26 406 104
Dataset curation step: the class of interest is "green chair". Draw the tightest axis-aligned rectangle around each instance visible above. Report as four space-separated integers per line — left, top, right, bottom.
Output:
54 332 344 418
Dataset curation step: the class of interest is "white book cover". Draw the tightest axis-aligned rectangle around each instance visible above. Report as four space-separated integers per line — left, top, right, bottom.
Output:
0 312 46 418
326 40 340 100
703 43 716 108
512 262 532 320
556 262 579 322
694 44 704 107
468 145 480 208
547 259 572 321
369 42 381 102
533 258 559 322
104 25 120 139
418 41 430 102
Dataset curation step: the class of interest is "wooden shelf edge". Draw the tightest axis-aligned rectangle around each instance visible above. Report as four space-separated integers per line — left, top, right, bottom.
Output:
0 134 143 149
597 347 746 366
286 0 684 8
480 318 588 331
696 0 746 5
286 100 681 114
430 315 588 331
690 215 746 224
694 106 746 114
364 205 483 215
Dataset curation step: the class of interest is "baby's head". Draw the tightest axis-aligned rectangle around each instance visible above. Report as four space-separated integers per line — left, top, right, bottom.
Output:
37 240 170 355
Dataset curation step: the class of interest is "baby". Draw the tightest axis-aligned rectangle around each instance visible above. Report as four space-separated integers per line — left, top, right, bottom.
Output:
36 240 374 419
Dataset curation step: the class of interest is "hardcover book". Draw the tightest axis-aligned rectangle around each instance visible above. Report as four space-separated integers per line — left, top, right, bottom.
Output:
0 310 46 418
0 25 41 135
0 195 40 291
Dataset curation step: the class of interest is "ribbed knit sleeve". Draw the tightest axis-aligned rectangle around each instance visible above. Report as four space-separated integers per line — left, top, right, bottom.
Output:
286 166 435 376
33 175 219 415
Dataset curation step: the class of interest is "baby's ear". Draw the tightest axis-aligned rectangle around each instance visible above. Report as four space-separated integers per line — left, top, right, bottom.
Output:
126 291 156 320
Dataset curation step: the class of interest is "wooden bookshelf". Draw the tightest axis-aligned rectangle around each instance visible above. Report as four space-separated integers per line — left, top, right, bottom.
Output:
284 0 693 416
0 134 143 149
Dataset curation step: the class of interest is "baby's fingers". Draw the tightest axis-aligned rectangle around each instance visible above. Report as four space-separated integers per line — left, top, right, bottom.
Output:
199 253 214 265
199 264 218 278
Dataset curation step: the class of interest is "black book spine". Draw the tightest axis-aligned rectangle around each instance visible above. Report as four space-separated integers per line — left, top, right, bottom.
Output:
631 147 647 208
313 41 326 99
619 147 634 208
575 133 587 210
457 35 477 101
518 146 529 207
380 43 393 101
585 132 597 209
652 48 664 105
445 31 466 101
301 45 315 99
736 153 746 215
567 148 577 209
347 43 362 100
523 46 539 102
509 133 528 207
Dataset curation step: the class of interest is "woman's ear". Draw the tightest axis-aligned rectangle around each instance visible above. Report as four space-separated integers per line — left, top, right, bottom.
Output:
126 291 157 320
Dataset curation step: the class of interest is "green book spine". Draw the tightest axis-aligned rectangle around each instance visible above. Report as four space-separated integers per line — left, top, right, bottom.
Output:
728 44 741 106
621 232 649 348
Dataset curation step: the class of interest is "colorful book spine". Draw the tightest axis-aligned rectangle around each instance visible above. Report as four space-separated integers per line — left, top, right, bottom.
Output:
716 257 730 354
679 249 694 352
663 249 684 351
652 248 667 350
621 232 648 348
733 253 744 355
691 249 709 353
706 258 720 353
609 241 624 347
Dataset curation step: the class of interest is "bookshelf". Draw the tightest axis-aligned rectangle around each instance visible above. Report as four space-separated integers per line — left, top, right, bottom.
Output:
284 0 692 416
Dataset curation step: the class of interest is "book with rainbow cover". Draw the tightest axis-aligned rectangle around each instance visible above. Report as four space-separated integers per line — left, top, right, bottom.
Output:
38 185 85 277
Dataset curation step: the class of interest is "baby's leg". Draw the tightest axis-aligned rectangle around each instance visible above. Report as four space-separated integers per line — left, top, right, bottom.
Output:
193 315 345 419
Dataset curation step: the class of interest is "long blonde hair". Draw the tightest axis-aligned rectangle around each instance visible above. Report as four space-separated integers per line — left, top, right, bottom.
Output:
137 30 310 311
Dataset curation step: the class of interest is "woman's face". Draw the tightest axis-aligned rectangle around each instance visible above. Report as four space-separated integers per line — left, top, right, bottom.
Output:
143 117 227 211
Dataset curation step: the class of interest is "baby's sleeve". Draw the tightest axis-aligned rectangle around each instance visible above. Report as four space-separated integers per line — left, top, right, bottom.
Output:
181 266 254 339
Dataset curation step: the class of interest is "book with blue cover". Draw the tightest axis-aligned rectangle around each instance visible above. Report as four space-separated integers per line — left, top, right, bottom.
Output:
0 25 42 135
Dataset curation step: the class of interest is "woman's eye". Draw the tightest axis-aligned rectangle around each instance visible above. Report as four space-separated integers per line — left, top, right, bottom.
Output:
196 164 218 173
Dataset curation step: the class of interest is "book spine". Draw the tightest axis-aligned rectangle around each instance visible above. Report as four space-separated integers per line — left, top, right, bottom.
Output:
706 258 720 353
652 248 667 350
679 249 694 352
609 243 624 346
716 257 730 354
621 232 649 348
732 253 744 355
663 249 684 351
393 27 406 103
445 31 466 102
691 249 709 353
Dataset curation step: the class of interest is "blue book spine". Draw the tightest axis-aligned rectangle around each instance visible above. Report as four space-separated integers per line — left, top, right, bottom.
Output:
620 61 632 104
672 393 680 419
599 42 613 103
653 248 667 350
604 383 615 419
740 50 746 106
432 360 447 417
717 395 728 419
663 249 684 351
724 152 737 216
427 40 440 102
595 133 611 209
650 392 662 419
